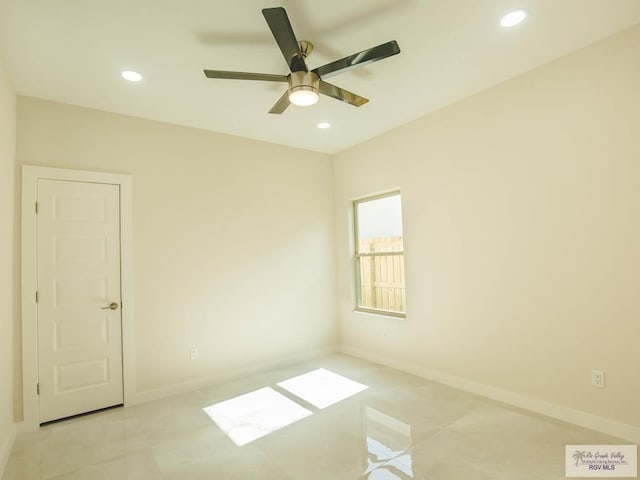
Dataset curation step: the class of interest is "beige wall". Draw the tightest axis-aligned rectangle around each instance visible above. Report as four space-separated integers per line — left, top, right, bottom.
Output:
16 98 337 400
0 54 16 466
334 25 640 429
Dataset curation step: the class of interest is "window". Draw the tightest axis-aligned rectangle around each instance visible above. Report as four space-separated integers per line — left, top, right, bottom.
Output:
354 192 406 317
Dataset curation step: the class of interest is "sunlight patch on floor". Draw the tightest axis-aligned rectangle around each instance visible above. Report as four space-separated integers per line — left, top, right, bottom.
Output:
277 368 369 409
203 387 312 446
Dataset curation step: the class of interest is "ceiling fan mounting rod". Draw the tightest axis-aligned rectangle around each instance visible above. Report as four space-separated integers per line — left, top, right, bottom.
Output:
290 41 313 73
297 40 313 58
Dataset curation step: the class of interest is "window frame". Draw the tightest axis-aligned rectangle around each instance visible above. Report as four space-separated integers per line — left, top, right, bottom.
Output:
353 191 406 319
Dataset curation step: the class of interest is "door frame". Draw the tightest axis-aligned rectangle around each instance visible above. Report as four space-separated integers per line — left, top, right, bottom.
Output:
21 165 135 430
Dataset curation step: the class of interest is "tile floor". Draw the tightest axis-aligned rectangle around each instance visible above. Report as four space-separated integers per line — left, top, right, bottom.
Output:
1 354 634 479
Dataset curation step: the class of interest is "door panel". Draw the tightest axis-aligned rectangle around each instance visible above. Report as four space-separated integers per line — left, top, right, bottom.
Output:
37 179 123 423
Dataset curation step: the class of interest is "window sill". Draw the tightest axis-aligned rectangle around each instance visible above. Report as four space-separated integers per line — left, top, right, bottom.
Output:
354 307 406 320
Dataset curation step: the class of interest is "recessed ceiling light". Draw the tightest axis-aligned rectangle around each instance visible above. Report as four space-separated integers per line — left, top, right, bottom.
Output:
500 10 527 27
121 70 143 82
317 122 331 129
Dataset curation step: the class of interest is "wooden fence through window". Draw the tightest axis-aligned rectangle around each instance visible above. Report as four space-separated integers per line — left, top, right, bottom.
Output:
358 236 405 313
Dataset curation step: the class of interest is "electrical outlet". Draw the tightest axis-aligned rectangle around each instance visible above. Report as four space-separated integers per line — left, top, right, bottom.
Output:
591 369 604 388
190 347 199 360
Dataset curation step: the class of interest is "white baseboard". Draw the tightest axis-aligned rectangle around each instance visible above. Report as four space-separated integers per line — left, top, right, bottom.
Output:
130 345 339 406
0 423 17 479
340 345 640 444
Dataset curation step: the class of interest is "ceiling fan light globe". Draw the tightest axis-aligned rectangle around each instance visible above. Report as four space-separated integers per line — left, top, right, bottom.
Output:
289 88 319 106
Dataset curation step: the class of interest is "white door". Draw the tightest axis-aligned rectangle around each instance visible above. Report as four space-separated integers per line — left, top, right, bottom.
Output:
37 179 123 423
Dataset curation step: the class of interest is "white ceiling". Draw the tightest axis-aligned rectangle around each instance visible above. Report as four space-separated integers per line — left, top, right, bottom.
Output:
1 1 639 154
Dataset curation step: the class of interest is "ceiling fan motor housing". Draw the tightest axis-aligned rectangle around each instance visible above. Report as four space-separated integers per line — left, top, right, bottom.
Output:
287 71 320 106
289 71 319 95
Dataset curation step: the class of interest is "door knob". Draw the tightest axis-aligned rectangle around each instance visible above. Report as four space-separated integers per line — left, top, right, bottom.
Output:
101 302 119 310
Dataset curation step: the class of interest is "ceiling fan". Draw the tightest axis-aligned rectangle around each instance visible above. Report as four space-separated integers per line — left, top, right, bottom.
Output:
203 7 401 114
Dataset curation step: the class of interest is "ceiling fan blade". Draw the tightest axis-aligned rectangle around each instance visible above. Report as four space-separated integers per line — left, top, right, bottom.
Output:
312 40 400 80
262 7 301 70
268 90 291 114
319 81 369 107
203 70 288 82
